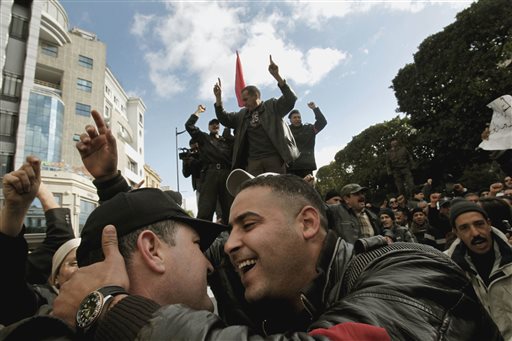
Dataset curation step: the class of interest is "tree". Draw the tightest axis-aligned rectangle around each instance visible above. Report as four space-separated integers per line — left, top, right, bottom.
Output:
317 116 420 200
392 0 512 179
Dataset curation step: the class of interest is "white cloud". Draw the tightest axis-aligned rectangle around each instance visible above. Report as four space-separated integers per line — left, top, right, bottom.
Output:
130 2 347 100
131 13 155 37
290 1 473 29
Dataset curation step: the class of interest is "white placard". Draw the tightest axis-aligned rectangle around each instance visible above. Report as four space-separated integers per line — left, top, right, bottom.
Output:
479 94 512 150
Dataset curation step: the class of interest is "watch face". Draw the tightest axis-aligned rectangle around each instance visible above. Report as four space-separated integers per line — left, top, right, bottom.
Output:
76 291 103 329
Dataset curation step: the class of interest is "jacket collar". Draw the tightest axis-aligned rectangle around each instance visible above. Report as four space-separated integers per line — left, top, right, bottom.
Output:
450 227 512 273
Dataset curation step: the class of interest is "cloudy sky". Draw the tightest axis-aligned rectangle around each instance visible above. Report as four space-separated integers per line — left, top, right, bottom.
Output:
63 0 472 213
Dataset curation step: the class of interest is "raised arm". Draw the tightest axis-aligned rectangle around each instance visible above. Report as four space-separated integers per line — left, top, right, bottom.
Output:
308 102 327 133
185 105 206 140
26 182 75 285
0 156 41 237
269 55 297 116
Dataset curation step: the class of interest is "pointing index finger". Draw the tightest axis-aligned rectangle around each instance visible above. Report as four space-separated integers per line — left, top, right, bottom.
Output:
91 110 108 135
269 54 273 64
217 78 221 87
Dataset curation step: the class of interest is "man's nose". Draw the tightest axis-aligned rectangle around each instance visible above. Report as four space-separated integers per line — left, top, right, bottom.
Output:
224 227 242 255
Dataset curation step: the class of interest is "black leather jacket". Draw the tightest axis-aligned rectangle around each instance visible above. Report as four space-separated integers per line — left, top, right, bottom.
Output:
88 175 502 340
95 230 502 340
214 81 299 169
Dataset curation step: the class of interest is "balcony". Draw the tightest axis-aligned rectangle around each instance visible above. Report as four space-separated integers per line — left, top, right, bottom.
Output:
39 0 71 46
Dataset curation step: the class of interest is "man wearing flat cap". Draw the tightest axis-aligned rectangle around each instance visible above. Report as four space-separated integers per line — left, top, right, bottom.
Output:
445 199 512 340
329 183 381 244
185 104 233 224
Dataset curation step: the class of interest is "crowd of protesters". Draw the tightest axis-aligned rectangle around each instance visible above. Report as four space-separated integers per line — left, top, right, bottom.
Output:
0 56 510 340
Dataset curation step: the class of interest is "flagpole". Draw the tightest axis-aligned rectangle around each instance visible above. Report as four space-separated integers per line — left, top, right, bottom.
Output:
175 127 180 192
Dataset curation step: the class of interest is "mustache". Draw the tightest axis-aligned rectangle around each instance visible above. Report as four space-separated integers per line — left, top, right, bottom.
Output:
471 236 487 245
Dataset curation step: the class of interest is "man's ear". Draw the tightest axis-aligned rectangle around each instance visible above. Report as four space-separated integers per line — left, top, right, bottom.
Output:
298 206 322 240
136 230 167 274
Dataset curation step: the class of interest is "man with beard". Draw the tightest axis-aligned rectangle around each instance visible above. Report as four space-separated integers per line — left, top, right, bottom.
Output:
329 184 381 244
445 199 512 340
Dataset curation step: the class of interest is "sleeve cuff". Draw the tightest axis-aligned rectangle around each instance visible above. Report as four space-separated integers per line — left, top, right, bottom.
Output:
93 171 131 202
95 295 160 341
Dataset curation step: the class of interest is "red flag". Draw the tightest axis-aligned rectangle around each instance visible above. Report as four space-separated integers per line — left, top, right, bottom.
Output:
235 51 246 108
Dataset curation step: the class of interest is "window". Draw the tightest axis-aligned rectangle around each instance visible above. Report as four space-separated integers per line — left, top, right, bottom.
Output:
9 14 29 41
75 102 91 117
77 78 92 92
78 55 93 69
79 199 97 232
1 72 22 101
0 154 14 178
0 111 17 136
139 113 143 124
128 158 138 174
41 42 58 57
105 86 111 95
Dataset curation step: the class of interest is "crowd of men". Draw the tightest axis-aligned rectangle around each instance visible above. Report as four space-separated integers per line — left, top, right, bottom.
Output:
0 56 511 340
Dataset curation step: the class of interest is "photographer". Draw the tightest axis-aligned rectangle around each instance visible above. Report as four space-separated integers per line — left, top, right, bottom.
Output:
185 105 233 224
181 138 202 202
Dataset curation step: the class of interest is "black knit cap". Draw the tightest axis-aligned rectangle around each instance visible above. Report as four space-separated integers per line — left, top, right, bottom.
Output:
77 188 226 265
449 199 488 229
379 208 396 221
325 189 341 202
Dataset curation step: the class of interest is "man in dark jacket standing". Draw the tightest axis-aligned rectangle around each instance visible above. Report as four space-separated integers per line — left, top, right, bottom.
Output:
287 101 327 177
214 55 299 175
386 137 414 197
185 105 233 224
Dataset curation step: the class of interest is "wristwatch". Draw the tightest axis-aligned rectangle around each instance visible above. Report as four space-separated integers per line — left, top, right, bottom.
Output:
76 285 128 334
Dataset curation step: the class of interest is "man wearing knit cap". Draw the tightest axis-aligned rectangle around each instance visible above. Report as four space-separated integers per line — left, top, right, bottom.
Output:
379 208 415 243
445 199 512 340
324 189 342 205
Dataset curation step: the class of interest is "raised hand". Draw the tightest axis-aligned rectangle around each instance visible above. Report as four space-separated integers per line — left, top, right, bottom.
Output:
53 225 130 328
307 102 317 110
268 55 279 78
196 104 206 114
213 78 222 100
76 110 118 181
0 156 41 236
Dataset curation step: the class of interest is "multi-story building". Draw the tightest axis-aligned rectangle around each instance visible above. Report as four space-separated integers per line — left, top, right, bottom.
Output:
1 0 153 238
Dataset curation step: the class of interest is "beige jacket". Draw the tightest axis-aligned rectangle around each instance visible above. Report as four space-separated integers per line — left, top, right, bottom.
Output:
445 227 512 340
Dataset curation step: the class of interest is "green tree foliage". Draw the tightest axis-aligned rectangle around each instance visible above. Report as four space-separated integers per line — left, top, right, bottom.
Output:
317 0 511 197
317 116 419 200
392 0 511 179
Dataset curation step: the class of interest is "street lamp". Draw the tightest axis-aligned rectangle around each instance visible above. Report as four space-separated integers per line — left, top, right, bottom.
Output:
175 127 186 192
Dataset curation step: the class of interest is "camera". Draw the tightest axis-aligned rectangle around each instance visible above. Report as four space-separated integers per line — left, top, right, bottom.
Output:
178 147 192 160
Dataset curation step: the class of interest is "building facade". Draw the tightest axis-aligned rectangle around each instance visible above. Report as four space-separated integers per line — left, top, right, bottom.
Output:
1 0 155 238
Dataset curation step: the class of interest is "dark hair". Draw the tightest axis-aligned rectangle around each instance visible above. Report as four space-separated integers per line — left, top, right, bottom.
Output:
80 220 178 267
241 85 260 99
412 186 423 196
240 174 328 229
478 197 512 234
288 109 300 119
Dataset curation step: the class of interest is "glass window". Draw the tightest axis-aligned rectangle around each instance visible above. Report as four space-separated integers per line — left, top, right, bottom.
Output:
77 78 92 92
75 102 91 117
78 55 93 69
9 14 29 41
0 111 17 136
0 154 14 178
79 199 97 233
41 42 58 57
1 72 22 101
139 113 143 124
25 92 64 162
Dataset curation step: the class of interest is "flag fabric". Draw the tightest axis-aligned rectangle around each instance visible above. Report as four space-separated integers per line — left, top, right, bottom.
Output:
235 51 246 108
